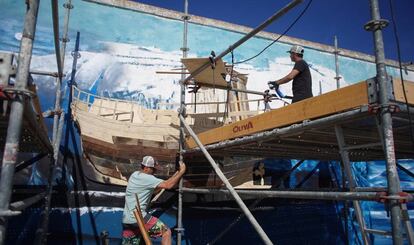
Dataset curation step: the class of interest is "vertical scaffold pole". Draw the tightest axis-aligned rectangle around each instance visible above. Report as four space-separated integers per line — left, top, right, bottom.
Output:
335 125 370 245
60 0 73 67
367 0 404 244
51 0 63 145
180 115 273 245
51 0 72 146
177 1 189 244
34 3 74 243
0 1 40 244
334 36 341 89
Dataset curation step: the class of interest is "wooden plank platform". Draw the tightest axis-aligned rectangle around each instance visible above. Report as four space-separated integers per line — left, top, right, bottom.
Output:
185 79 414 161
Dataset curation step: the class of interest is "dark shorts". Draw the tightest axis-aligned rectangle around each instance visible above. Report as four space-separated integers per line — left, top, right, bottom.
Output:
121 216 168 245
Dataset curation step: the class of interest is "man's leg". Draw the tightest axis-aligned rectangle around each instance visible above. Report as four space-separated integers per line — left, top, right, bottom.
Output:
161 228 171 245
146 216 171 245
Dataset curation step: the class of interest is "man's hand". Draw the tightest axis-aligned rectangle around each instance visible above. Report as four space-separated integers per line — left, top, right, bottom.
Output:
267 81 279 90
158 160 187 190
178 161 186 173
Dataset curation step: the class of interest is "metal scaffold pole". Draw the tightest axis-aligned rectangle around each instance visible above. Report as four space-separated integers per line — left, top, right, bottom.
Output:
177 0 189 244
179 115 273 245
33 2 74 243
51 0 63 145
60 0 73 67
51 0 72 148
0 0 40 244
51 0 72 147
334 36 341 89
335 125 370 245
366 0 405 244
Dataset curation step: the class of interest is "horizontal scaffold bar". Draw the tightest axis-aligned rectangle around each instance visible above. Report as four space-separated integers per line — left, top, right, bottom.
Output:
182 188 414 202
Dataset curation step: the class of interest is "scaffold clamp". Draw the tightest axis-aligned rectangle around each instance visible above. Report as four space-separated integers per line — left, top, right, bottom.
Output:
3 87 36 98
174 227 185 233
376 191 413 204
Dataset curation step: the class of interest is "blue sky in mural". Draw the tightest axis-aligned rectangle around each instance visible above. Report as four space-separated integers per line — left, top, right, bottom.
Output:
133 0 413 64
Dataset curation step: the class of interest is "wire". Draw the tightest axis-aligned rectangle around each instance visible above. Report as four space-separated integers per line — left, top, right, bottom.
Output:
234 0 313 65
388 0 414 150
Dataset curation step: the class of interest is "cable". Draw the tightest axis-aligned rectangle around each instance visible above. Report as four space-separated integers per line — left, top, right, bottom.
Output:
388 0 414 150
235 0 313 65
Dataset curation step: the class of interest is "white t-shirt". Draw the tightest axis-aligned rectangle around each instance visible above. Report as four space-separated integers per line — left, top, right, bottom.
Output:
122 171 163 224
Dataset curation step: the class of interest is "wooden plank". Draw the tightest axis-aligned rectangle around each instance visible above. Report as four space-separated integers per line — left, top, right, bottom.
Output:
82 135 177 162
113 136 179 149
181 58 228 88
133 194 153 245
393 79 414 105
187 110 260 119
186 81 369 148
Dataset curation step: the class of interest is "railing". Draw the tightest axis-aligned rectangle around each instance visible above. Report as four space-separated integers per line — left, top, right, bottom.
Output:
72 86 139 122
185 99 264 123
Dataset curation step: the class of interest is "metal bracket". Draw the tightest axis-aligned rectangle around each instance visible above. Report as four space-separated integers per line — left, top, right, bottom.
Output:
364 19 389 32
60 37 70 43
181 15 190 21
174 227 185 235
71 51 81 59
2 87 36 98
367 77 378 103
376 191 413 203
177 106 187 118
367 76 394 104
368 103 400 115
63 2 74 9
0 53 16 86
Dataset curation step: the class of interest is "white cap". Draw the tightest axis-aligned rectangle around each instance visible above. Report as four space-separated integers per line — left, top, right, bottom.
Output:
142 156 157 168
287 45 304 54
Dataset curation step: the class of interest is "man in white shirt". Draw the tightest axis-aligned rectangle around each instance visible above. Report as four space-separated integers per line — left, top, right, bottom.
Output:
122 156 186 245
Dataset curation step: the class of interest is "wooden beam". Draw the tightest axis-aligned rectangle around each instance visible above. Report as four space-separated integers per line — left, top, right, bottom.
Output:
134 194 152 245
186 81 369 148
393 79 414 105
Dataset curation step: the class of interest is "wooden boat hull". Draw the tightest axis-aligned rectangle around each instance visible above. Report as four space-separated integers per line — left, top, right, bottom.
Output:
79 134 260 187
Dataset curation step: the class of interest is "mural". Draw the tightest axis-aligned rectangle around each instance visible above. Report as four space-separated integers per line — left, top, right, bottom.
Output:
1 0 413 244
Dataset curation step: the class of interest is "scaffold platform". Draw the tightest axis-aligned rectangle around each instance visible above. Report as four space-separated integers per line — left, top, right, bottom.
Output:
185 78 414 161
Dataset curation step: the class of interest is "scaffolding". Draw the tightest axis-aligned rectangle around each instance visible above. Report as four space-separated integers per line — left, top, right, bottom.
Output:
0 0 412 244
0 0 73 244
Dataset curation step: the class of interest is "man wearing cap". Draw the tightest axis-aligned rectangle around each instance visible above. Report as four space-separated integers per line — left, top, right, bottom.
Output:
270 45 313 103
122 156 186 245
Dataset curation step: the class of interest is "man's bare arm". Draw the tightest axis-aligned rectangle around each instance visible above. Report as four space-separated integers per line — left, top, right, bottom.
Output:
275 69 300 85
157 161 186 190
